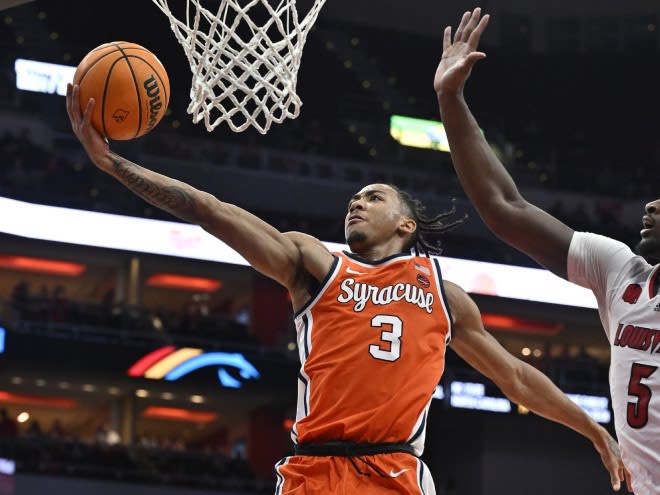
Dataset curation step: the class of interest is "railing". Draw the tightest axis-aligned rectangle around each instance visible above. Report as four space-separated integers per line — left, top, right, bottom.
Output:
0 436 272 492
1 296 294 358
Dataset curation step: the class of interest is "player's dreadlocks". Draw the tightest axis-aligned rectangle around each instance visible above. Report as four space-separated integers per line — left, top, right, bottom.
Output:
389 184 468 256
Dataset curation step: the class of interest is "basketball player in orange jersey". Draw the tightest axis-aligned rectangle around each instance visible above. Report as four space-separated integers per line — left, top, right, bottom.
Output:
435 8 657 493
66 83 626 494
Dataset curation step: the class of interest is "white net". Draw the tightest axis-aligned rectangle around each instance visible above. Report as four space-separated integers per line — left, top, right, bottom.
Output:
151 0 327 134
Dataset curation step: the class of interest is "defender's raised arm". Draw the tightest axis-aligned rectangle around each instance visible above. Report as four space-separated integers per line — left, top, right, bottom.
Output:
434 8 574 277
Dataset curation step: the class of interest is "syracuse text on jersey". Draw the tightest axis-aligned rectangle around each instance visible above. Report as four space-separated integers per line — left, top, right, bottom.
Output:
336 277 435 313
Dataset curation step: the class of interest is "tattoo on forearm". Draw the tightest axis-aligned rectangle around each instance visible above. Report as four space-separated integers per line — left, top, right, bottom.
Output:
110 155 197 219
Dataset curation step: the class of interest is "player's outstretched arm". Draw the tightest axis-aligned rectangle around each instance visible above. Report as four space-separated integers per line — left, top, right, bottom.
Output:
434 8 574 278
66 83 332 290
444 280 630 491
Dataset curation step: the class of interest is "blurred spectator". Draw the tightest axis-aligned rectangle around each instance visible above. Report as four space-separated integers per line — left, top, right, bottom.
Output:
47 418 66 440
32 285 50 322
0 408 18 440
234 305 251 326
50 285 71 323
95 423 108 444
106 427 121 445
163 435 186 452
95 422 121 446
230 436 247 461
137 433 159 449
24 420 44 439
10 281 30 319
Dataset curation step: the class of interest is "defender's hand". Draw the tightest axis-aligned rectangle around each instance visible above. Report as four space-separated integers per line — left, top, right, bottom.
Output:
434 7 489 96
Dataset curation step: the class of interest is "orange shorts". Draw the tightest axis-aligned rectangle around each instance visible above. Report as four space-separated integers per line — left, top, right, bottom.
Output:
274 452 436 494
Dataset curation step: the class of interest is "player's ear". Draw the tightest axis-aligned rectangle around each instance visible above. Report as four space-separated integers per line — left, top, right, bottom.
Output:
398 216 416 236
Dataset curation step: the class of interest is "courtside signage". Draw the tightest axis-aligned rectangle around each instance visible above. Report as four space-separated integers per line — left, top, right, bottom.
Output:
0 195 597 308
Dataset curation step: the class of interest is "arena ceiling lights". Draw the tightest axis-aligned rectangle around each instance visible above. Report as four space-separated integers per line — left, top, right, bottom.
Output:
0 255 85 276
141 406 218 423
146 273 222 292
0 391 76 408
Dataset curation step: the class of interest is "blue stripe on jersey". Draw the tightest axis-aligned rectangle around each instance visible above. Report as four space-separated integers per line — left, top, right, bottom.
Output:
301 314 310 359
342 250 414 265
432 257 452 344
417 459 426 495
274 458 287 494
294 255 340 318
298 372 309 416
408 409 427 445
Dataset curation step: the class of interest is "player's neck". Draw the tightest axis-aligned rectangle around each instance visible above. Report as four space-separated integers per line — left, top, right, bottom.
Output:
352 243 406 262
653 269 660 297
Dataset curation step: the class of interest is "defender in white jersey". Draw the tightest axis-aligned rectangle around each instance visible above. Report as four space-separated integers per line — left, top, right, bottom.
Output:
569 233 660 493
436 8 657 492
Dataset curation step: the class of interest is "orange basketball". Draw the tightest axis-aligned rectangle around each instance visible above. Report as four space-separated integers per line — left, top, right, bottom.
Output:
73 41 170 140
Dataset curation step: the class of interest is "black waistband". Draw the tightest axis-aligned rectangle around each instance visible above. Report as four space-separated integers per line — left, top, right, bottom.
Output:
293 441 416 457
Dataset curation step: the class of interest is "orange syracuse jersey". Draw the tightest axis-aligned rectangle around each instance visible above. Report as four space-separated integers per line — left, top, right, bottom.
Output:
291 251 452 455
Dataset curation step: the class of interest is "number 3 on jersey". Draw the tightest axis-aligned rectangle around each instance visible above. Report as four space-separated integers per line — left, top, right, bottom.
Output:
369 315 402 362
627 362 658 429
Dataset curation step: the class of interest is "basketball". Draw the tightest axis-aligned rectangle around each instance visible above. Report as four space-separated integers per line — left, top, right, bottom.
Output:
73 41 170 140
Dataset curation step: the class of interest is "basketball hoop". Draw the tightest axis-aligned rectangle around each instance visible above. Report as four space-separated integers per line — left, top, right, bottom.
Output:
151 0 327 134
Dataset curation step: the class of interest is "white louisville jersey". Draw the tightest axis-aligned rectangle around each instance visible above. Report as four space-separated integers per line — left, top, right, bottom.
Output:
568 232 660 495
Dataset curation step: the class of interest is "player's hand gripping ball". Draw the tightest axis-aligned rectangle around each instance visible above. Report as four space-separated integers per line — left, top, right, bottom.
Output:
73 41 170 140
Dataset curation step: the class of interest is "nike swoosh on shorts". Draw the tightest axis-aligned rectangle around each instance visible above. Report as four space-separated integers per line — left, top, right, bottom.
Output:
389 468 409 478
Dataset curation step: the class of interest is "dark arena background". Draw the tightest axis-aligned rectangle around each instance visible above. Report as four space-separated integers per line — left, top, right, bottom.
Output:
0 0 658 494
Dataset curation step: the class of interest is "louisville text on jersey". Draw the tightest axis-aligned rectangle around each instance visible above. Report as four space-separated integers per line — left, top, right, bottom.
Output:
613 322 660 354
337 278 434 313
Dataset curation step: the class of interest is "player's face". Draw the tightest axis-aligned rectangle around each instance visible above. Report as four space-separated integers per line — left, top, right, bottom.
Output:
344 184 409 252
636 198 660 264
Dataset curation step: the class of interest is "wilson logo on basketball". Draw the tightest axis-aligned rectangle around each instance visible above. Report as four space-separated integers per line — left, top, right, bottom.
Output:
416 274 430 288
112 109 129 123
622 284 642 304
144 74 163 132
